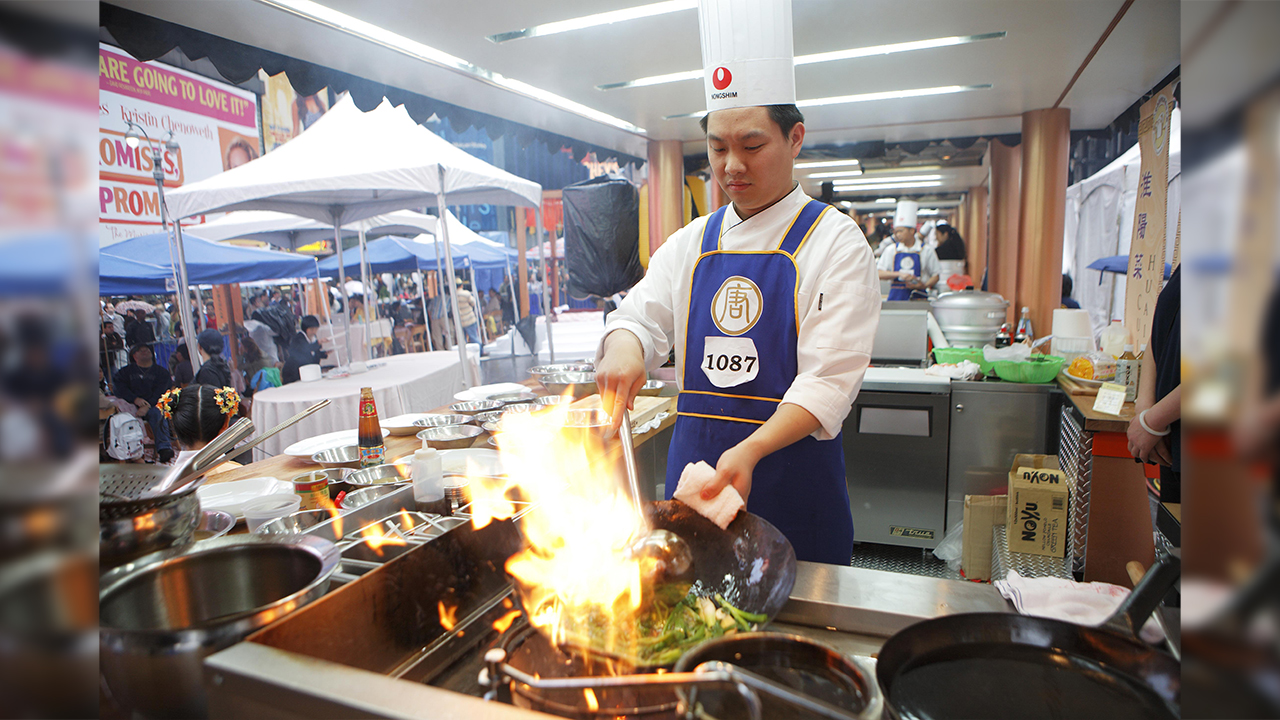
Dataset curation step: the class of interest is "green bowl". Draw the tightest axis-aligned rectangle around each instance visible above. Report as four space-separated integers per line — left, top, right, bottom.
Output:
932 347 994 374
990 355 1065 384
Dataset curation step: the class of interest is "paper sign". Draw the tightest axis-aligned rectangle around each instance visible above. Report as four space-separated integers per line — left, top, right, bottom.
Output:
1123 81 1175 347
1093 382 1127 416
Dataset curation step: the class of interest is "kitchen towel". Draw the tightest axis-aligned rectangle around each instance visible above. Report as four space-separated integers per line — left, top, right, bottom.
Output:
673 460 744 530
995 570 1164 643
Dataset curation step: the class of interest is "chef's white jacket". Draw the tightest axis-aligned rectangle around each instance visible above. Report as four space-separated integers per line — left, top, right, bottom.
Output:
877 241 942 281
598 185 881 440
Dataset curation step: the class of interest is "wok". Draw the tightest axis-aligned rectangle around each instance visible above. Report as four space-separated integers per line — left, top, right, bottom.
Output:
512 499 797 669
876 551 1182 720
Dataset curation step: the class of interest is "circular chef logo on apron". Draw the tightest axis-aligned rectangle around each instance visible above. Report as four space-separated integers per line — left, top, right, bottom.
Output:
899 256 916 273
711 276 762 336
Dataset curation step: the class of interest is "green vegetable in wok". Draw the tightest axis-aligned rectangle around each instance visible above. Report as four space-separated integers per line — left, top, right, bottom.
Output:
557 588 765 665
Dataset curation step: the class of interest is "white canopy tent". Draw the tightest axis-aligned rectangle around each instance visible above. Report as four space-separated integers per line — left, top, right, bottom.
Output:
1062 108 1181 339
167 95 545 386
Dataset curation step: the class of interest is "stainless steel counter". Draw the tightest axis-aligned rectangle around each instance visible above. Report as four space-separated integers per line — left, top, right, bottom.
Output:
206 559 1008 719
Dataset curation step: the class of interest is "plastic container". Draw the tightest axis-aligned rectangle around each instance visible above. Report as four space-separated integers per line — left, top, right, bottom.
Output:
1051 308 1092 339
411 447 444 504
990 355 1065 384
241 493 303 532
1067 351 1117 381
1050 336 1095 363
1099 320 1127 358
931 347 993 374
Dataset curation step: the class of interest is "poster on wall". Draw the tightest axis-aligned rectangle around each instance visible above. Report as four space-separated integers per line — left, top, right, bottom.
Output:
98 42 261 246
259 69 329 153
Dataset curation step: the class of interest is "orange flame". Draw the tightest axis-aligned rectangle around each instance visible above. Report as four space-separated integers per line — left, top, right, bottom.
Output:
322 503 344 538
583 688 599 712
359 521 407 556
466 401 651 665
492 609 521 634
438 600 458 631
399 510 416 531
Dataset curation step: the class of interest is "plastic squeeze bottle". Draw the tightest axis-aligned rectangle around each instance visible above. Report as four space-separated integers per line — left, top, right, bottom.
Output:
411 447 444 504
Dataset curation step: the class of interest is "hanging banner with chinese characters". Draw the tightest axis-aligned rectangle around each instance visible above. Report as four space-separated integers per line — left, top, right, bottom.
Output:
1123 82 1174 346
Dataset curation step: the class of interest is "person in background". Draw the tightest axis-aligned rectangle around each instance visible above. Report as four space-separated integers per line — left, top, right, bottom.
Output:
281 315 328 384
101 320 125 378
103 302 125 336
239 334 271 395
877 201 940 301
169 343 194 386
935 223 967 263
1061 274 1081 309
427 290 451 351
1127 266 1181 502
125 309 155 348
1234 284 1280 476
153 303 173 340
193 329 233 389
112 342 174 463
453 277 483 352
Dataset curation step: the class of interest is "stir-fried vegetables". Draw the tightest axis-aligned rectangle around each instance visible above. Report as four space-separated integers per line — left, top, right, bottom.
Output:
557 588 767 666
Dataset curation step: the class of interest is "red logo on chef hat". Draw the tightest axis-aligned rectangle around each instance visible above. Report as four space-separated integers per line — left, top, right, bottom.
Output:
712 67 732 90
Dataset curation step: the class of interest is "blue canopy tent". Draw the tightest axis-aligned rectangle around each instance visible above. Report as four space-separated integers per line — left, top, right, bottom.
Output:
1086 254 1173 281
0 234 94 297
102 231 318 285
99 252 171 296
316 235 471 277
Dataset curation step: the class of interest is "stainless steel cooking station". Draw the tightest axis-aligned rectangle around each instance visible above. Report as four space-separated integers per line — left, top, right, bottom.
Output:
203 494 1009 719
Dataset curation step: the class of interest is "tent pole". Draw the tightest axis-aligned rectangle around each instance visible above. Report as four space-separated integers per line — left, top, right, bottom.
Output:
437 168 475 388
168 220 203 375
473 265 489 347
332 214 352 367
358 227 374 361
429 218 446 351
536 206 556 364
314 258 339 363
505 259 519 357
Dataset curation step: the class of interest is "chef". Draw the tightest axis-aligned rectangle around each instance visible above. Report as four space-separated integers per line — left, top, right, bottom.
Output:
595 0 881 565
877 201 940 301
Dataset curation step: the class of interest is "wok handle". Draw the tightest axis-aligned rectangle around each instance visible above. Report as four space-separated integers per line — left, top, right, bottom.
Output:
1101 550 1179 640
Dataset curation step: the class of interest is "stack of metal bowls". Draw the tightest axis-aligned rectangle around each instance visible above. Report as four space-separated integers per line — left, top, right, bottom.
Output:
254 508 345 542
99 535 340 718
412 413 474 430
528 362 593 381
449 400 503 416
929 290 1010 348
310 445 361 469
417 424 484 450
345 461 413 488
538 371 597 399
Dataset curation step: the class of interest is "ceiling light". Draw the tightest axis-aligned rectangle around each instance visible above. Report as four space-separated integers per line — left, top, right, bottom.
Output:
834 181 944 191
862 165 942 174
258 0 645 134
600 31 1005 90
805 170 864 179
489 0 695 43
834 174 942 185
875 198 897 204
918 209 942 215
795 159 861 170
839 201 852 208
666 85 991 119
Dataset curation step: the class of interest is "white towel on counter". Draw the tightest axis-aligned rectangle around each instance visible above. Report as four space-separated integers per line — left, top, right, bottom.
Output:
672 461 744 530
995 570 1165 643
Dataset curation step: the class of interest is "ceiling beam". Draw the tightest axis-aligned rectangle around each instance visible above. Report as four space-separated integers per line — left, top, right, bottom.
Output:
1054 0 1135 108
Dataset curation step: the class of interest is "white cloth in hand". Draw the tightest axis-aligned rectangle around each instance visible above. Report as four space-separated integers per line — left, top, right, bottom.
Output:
672 461 744 530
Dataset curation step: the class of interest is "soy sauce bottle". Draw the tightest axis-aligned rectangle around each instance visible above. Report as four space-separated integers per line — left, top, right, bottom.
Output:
358 386 385 468
994 322 1013 349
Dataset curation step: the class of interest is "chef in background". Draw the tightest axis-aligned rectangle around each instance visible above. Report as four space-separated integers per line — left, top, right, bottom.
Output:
877 200 940 300
595 0 880 565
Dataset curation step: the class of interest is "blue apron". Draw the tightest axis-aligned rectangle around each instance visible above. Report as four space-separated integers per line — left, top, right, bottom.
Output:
887 245 925 301
665 201 854 565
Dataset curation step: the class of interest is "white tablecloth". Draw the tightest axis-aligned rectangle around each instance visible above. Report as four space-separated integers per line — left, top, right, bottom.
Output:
250 351 480 460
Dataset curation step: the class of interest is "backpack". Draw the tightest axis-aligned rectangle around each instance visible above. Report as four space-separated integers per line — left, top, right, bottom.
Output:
105 412 146 461
250 367 281 393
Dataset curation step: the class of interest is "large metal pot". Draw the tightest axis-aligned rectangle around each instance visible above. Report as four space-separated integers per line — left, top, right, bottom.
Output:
100 464 201 569
99 534 340 719
929 290 1010 347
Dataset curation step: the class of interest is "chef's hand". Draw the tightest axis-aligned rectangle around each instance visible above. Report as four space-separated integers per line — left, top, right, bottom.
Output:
1127 412 1173 466
596 330 646 437
897 270 914 281
705 442 759 505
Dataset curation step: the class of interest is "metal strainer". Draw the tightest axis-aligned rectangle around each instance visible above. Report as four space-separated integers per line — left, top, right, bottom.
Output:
99 464 202 520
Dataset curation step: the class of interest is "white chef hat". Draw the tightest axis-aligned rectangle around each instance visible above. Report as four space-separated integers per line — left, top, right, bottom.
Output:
893 200 919 228
698 0 796 113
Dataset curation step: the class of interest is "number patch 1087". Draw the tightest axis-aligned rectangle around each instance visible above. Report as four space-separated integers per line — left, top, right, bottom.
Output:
705 353 756 372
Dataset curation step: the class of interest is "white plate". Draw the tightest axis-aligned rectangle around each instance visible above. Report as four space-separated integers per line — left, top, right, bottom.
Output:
453 383 530 403
438 448 505 476
382 413 440 436
197 476 291 519
1060 370 1106 387
283 428 390 458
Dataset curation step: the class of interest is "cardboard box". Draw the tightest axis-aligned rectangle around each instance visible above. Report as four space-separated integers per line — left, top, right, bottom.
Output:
961 494 1007 581
1006 454 1068 557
